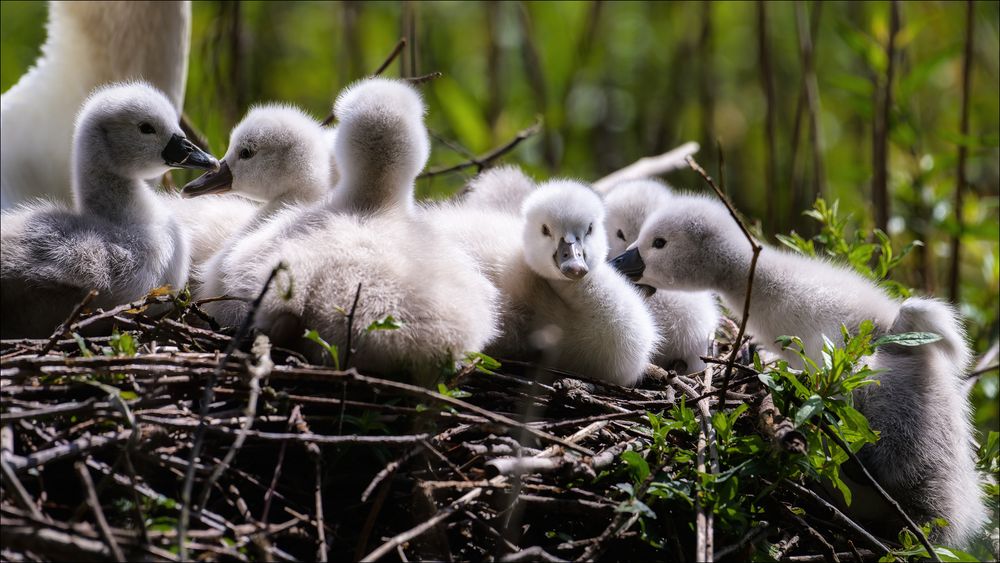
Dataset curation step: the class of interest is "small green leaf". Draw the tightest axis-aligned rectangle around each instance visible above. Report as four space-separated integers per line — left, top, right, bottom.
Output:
621 450 650 482
794 395 825 428
366 315 404 332
874 332 943 347
302 329 340 370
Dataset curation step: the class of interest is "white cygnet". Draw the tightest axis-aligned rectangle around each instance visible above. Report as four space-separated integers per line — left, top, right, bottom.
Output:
1 1 191 209
183 104 332 323
603 178 720 373
427 171 657 387
203 78 499 384
614 193 987 548
1 81 217 338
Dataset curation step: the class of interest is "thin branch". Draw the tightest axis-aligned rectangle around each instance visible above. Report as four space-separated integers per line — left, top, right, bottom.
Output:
75 462 126 562
418 118 543 179
38 290 98 356
360 487 485 562
758 0 779 231
686 155 762 400
820 424 942 563
872 1 900 232
373 37 407 76
780 478 891 555
592 142 700 194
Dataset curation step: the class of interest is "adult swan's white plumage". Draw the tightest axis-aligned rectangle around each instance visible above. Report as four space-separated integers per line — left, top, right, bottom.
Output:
613 193 987 548
1 1 191 208
1 82 217 339
603 179 719 373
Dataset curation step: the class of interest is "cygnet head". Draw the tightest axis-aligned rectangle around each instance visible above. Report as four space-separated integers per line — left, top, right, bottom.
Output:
603 178 673 257
182 104 328 204
72 81 216 187
331 77 429 212
611 194 746 292
522 180 609 281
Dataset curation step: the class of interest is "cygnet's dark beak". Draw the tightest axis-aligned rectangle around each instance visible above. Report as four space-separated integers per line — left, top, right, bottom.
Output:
162 133 218 171
611 247 645 281
556 238 589 280
182 160 233 198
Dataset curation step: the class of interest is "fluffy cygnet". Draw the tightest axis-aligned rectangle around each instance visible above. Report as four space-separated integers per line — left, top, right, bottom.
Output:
613 193 987 547
428 171 657 386
183 104 332 323
2 1 191 208
1 81 217 338
200 78 499 384
603 179 719 373
458 165 537 214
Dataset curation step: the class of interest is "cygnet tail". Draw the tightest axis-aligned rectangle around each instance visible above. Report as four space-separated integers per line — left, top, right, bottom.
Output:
891 297 972 375
332 78 429 207
459 165 535 213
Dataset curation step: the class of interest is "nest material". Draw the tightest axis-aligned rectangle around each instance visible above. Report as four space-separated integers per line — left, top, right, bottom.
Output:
1 293 890 562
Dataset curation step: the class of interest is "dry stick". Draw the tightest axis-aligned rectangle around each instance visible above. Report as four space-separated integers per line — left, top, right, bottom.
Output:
260 408 298 525
74 462 126 562
575 462 664 561
404 71 443 85
361 486 486 562
0 453 44 520
177 264 284 561
780 478 891 555
195 335 272 512
314 455 328 563
687 155 762 401
819 425 941 563
38 290 99 356
948 0 975 303
418 118 544 179
695 365 720 562
780 501 840 563
592 141 700 194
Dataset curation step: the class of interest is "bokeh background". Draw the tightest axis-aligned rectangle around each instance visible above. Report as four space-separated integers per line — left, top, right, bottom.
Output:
2 0 998 432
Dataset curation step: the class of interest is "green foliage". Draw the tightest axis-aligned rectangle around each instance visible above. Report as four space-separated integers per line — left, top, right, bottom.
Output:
107 329 138 357
302 328 340 371
366 315 404 332
776 199 922 298
464 351 502 375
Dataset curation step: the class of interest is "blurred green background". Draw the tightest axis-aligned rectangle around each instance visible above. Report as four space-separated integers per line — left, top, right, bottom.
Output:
2 1 998 431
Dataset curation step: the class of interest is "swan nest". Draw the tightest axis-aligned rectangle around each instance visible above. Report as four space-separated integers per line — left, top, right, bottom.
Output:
1 290 894 562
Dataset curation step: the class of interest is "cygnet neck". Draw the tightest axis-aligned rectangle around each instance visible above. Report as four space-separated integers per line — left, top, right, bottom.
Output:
73 154 157 224
330 170 414 215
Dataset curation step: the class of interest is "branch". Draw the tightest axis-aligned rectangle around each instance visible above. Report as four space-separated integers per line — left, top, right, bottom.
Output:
75 462 126 562
687 155 763 401
592 141 700 194
820 425 942 563
372 37 407 76
418 118 543 179
38 289 98 356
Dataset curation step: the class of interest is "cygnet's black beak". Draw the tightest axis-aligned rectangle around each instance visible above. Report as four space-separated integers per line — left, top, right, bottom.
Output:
182 160 233 198
611 247 645 281
556 238 589 280
162 133 218 171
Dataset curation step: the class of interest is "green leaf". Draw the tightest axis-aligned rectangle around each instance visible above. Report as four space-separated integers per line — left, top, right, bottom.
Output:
621 450 650 483
874 332 943 348
794 395 825 428
366 315 404 332
302 329 340 370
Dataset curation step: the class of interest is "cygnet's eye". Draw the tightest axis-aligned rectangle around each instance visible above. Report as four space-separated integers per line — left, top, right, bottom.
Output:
616 229 626 241
587 223 593 236
138 122 156 135
652 237 667 249
239 147 255 160
542 224 551 237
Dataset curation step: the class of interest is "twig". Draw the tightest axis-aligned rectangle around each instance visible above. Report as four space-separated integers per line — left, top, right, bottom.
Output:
687 155 762 404
344 283 362 368
404 71 443 85
75 462 126 562
780 478 891 555
360 487 485 562
38 290 98 356
820 425 941 563
373 37 407 76
195 335 272 511
418 118 543 179
178 263 285 560
713 520 770 560
592 141 700 194
779 501 840 563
